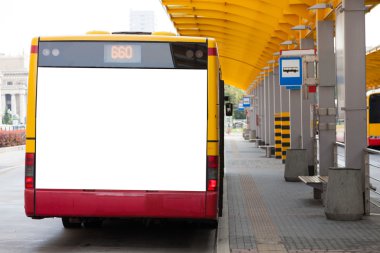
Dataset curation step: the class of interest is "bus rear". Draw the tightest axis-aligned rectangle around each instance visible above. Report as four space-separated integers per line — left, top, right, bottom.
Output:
24 34 221 227
368 92 380 148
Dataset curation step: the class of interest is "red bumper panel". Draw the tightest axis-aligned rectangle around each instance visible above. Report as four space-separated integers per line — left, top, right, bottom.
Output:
205 192 217 218
24 189 35 217
34 189 216 219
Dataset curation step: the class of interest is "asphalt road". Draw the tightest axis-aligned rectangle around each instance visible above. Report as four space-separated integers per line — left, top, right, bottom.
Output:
0 150 216 253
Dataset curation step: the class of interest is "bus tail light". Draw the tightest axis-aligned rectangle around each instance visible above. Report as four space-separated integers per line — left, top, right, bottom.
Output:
25 153 35 189
207 156 218 191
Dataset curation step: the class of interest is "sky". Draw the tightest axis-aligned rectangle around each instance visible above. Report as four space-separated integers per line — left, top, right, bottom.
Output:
0 0 379 56
0 0 176 56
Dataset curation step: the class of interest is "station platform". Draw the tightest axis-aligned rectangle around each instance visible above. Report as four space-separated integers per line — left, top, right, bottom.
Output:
224 134 380 253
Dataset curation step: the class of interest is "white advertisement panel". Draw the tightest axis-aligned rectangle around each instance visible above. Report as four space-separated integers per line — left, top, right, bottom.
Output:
35 68 207 191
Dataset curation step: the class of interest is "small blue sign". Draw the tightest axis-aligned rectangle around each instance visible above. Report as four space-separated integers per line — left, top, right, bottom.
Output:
279 57 303 86
286 85 301 90
238 102 244 111
243 97 250 107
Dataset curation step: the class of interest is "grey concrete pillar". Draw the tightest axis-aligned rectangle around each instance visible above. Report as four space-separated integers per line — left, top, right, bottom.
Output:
336 0 366 169
19 93 26 124
261 81 265 142
256 81 263 139
300 38 316 172
317 20 336 176
325 168 363 220
0 91 2 119
264 74 269 144
1 95 5 115
11 94 17 116
259 82 264 140
280 86 289 115
273 66 280 115
268 71 275 145
254 86 260 138
289 90 302 149
252 87 258 138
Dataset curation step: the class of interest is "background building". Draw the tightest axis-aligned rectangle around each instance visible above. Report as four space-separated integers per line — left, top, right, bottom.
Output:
130 10 155 32
0 55 28 125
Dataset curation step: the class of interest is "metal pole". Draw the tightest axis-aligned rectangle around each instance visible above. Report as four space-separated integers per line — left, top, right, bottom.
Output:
317 21 336 176
301 38 317 172
289 89 302 149
268 70 275 145
336 0 367 214
336 0 366 169
263 75 268 144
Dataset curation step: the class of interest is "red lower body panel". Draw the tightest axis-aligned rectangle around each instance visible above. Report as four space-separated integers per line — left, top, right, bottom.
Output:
24 189 35 216
27 189 217 219
368 138 380 147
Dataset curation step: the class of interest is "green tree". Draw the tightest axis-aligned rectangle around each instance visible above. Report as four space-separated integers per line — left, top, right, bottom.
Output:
224 84 246 120
2 110 12 125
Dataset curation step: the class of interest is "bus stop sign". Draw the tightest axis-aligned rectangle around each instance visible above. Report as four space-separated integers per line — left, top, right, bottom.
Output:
279 57 302 86
243 97 250 107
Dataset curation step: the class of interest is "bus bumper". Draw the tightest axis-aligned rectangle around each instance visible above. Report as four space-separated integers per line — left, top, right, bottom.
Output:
27 189 217 219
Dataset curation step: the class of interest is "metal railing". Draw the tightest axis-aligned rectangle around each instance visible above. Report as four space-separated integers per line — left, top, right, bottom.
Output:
332 142 380 215
0 125 26 131
364 147 380 211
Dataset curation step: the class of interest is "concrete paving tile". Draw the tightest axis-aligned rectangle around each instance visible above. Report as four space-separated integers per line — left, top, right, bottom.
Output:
225 135 380 253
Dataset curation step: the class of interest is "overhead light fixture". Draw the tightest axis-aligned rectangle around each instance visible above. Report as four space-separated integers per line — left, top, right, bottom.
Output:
260 71 265 75
280 40 297 46
273 51 280 56
262 66 270 70
267 60 275 64
308 3 333 10
291 25 312 30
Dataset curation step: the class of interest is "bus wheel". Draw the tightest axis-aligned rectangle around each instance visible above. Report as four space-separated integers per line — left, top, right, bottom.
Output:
62 218 82 229
202 219 218 229
83 220 103 228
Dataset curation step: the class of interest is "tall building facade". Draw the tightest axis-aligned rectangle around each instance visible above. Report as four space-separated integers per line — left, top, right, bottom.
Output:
130 10 155 32
0 55 28 125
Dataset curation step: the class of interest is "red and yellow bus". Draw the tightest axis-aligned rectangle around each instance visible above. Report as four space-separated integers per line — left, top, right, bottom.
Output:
25 32 223 228
367 91 380 147
336 90 380 148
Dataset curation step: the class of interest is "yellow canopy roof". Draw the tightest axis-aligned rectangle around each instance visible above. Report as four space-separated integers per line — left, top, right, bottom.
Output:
367 46 380 90
161 0 380 90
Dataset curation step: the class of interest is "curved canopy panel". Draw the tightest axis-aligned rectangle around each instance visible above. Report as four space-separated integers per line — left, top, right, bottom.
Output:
161 0 379 90
367 46 380 90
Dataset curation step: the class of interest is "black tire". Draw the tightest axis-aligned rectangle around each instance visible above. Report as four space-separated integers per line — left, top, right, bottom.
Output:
202 219 218 229
83 220 103 228
62 218 82 229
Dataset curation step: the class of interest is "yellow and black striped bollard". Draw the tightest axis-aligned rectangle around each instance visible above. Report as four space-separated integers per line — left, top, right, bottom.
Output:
281 112 290 164
274 113 282 159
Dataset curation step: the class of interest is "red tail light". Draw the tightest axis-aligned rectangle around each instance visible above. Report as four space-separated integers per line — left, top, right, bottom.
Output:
31 45 38 54
208 156 218 169
25 177 34 189
207 156 218 191
25 153 35 189
207 179 217 191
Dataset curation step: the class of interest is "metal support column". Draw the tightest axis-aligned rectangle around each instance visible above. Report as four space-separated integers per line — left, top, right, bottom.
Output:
332 0 367 218
317 21 336 176
268 70 275 145
273 66 280 117
273 65 281 158
301 38 316 174
264 75 269 145
289 89 302 149
336 0 366 169
260 81 265 142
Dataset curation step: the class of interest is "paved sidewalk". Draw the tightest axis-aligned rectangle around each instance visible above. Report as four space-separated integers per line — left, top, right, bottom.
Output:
225 134 380 253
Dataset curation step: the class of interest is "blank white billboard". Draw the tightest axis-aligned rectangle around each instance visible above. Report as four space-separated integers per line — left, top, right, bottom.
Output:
35 68 207 191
